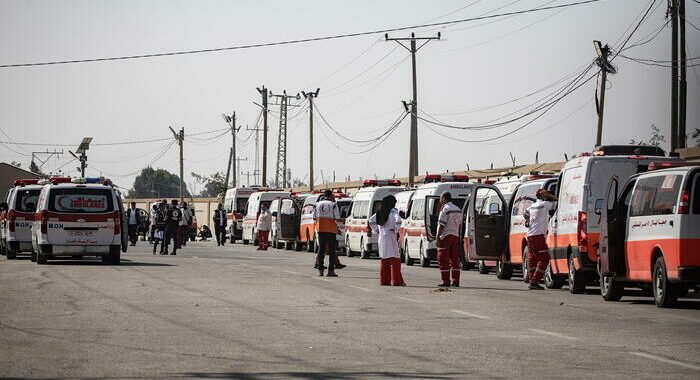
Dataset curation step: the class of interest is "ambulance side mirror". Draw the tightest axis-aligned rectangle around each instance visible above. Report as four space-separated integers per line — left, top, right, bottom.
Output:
594 199 604 215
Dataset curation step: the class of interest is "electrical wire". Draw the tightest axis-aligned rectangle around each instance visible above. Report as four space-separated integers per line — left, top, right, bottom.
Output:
314 102 408 145
0 0 605 69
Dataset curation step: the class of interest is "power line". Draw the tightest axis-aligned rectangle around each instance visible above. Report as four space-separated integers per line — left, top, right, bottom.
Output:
314 103 407 145
0 0 605 68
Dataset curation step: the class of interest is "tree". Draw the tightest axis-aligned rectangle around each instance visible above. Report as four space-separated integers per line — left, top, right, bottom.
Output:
629 124 666 149
191 171 227 198
10 161 22 168
29 160 47 177
691 128 700 147
127 167 190 199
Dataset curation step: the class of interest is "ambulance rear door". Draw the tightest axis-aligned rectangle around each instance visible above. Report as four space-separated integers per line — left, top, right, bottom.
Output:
466 184 507 260
278 197 301 241
598 175 622 277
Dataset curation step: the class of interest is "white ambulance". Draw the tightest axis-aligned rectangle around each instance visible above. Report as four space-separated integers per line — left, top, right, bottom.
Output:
241 190 290 245
345 180 405 258
30 177 127 264
298 192 352 253
599 161 700 307
223 187 259 243
402 175 473 267
0 179 42 259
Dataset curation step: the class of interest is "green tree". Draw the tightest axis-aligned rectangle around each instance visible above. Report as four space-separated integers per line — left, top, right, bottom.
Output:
29 160 47 177
127 167 190 199
629 123 666 149
691 128 700 147
191 171 227 198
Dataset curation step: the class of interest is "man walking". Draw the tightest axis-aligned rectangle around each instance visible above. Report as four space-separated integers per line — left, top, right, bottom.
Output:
149 204 159 244
256 203 272 251
313 190 341 277
435 192 462 287
125 202 140 246
213 203 227 246
163 199 182 255
523 189 557 290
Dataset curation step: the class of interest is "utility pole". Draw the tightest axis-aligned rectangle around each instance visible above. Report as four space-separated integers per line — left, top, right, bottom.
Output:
247 124 263 186
270 90 301 188
670 0 679 152
68 138 91 178
386 32 441 187
169 126 184 202
222 112 240 188
678 0 687 149
256 86 269 186
593 40 616 147
302 89 320 191
32 150 64 173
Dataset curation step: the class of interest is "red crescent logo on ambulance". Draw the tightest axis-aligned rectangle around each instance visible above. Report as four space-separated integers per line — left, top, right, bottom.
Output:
56 195 70 209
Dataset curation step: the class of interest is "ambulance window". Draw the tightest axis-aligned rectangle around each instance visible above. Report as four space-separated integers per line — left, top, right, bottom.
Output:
247 200 257 216
351 201 368 219
692 173 700 214
15 189 40 212
48 188 114 213
512 184 538 216
337 201 351 218
411 199 425 220
224 198 233 213
235 198 248 214
630 175 682 216
451 198 466 210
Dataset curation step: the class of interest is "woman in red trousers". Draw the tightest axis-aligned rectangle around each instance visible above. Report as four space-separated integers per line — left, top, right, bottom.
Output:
369 195 406 286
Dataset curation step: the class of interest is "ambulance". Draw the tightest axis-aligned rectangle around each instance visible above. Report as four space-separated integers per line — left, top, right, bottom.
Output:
241 189 290 245
599 161 700 307
298 192 352 253
30 177 128 264
394 189 416 262
402 175 472 267
0 179 42 259
223 187 259 243
269 194 306 250
345 179 405 258
464 146 683 293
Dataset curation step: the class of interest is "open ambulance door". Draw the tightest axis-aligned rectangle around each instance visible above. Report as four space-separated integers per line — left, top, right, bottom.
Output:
598 176 626 277
117 196 128 253
278 197 301 241
466 185 507 260
424 195 441 240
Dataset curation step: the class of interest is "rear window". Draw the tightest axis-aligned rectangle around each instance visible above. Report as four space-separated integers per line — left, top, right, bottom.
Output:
630 175 683 217
48 188 114 213
337 201 351 218
14 189 40 212
351 201 369 219
235 197 248 214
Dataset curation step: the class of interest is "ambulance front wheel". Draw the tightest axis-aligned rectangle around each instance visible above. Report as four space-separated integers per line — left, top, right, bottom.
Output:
360 238 370 259
419 244 430 268
478 260 490 274
345 238 355 257
496 260 513 280
600 275 623 302
653 256 679 308
404 242 415 266
568 256 586 294
544 264 564 289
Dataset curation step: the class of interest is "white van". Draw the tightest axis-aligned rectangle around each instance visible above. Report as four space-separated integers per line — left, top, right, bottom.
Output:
402 177 473 267
0 179 42 259
223 187 259 243
599 162 700 307
241 190 291 245
345 180 405 258
30 177 127 264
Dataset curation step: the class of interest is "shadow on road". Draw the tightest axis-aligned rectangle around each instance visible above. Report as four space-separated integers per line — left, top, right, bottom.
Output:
175 371 466 379
45 259 175 267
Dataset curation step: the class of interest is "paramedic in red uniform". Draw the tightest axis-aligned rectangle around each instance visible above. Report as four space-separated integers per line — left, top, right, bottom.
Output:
256 203 271 251
523 189 557 290
369 195 406 286
435 191 462 287
314 190 341 277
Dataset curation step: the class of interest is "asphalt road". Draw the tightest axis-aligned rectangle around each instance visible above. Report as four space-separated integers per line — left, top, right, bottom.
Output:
0 240 698 380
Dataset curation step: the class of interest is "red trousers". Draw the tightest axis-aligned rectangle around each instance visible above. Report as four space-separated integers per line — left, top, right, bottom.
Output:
438 234 461 285
258 230 269 250
526 234 549 283
380 257 405 286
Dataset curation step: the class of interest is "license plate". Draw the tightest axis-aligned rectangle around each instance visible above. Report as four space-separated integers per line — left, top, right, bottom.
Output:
69 230 94 237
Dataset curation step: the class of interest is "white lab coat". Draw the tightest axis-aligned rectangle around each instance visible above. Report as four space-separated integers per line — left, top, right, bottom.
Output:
257 210 272 231
368 208 402 259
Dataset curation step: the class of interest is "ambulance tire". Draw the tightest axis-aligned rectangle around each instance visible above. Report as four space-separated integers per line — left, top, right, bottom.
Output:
242 239 249 245
405 242 415 266
6 246 16 260
653 256 679 308
294 240 303 252
0 239 5 255
360 239 370 259
419 244 430 268
30 250 37 262
306 236 315 253
104 246 121 265
568 256 586 294
496 261 513 280
600 275 623 302
478 261 490 274
36 246 48 265
544 264 564 289
522 249 530 283
461 261 475 270
284 241 292 250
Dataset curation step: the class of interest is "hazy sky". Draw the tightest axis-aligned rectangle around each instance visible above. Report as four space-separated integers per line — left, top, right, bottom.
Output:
0 0 698 193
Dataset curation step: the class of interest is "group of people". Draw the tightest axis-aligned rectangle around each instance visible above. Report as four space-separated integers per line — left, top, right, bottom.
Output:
125 200 194 255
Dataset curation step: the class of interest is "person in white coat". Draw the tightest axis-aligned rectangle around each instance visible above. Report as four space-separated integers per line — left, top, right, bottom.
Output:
369 195 406 286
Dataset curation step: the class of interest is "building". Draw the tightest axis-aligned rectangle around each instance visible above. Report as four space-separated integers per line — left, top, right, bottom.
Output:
0 162 42 199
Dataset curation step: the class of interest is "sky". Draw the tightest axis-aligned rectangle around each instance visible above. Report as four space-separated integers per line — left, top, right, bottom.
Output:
0 0 698 193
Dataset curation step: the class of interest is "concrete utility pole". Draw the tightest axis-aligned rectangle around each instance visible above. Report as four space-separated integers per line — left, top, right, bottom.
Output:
670 0 679 151
256 86 269 186
302 88 320 191
222 112 240 188
593 40 615 147
169 126 184 202
678 0 687 149
247 124 263 186
270 90 301 188
386 32 440 187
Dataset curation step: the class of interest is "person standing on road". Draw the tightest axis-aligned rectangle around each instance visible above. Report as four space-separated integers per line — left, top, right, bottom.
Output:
179 202 192 247
125 202 140 246
213 203 227 246
369 195 405 286
434 192 462 287
149 204 159 244
523 189 557 290
256 203 272 251
152 204 167 255
163 199 182 255
313 190 346 271
313 190 342 277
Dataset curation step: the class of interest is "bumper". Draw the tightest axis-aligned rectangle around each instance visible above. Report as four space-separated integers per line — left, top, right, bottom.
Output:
677 267 700 283
8 240 33 253
50 245 112 255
